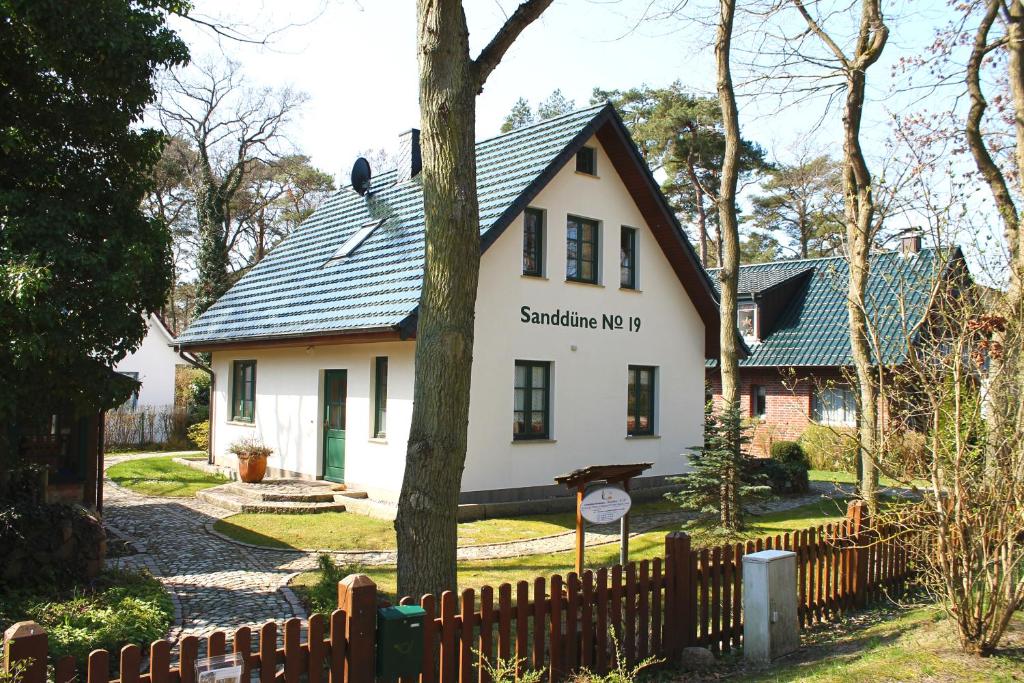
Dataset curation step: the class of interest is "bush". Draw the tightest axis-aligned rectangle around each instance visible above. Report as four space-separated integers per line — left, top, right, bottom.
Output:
799 424 859 472
301 555 367 615
748 458 810 495
1 502 106 590
0 569 173 663
885 430 928 480
187 421 209 451
770 440 809 467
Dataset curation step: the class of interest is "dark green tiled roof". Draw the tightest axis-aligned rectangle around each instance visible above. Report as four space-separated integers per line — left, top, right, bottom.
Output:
709 248 956 367
177 104 613 346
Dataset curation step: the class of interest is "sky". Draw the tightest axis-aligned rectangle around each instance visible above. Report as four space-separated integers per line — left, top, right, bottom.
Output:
165 0 1004 280
170 0 941 177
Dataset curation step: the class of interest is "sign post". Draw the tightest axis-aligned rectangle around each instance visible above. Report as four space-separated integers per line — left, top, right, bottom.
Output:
554 463 652 575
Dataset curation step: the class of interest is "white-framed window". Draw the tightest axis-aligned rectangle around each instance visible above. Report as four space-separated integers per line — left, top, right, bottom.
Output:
811 386 857 426
120 372 140 411
738 304 757 343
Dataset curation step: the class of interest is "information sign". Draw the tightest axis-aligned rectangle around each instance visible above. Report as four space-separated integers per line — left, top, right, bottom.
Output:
579 486 632 524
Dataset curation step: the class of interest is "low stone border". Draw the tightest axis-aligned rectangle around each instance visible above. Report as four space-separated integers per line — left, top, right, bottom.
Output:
174 456 237 480
279 572 309 620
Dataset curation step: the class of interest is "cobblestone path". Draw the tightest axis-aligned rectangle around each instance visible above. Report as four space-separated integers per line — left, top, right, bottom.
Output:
103 454 312 641
102 454 852 640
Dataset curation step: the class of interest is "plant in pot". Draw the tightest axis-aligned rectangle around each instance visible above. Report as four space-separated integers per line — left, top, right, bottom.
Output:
229 438 273 483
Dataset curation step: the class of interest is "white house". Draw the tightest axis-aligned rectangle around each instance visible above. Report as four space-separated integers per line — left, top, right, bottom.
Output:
175 104 722 504
115 313 182 410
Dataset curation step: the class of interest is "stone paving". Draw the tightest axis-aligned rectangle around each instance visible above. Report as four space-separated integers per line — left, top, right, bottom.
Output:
102 453 853 641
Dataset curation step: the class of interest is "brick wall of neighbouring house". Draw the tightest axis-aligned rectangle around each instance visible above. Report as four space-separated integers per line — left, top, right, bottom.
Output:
705 367 847 456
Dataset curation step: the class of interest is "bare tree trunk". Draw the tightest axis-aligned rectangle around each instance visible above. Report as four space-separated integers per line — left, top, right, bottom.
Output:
686 160 710 264
716 0 744 529
396 0 552 599
792 0 887 514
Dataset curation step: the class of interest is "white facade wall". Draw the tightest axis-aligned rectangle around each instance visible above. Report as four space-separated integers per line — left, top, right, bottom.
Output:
115 314 180 408
210 342 414 499
208 134 705 501
463 135 705 496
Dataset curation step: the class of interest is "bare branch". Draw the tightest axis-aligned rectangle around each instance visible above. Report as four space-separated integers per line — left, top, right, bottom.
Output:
473 0 554 90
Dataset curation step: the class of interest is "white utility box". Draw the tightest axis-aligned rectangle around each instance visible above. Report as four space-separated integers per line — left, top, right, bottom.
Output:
742 549 799 663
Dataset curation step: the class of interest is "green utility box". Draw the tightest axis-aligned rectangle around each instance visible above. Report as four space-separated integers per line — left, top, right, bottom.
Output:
376 604 426 679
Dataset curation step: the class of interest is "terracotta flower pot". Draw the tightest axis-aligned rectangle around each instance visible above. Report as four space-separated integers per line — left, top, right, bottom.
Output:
238 455 268 483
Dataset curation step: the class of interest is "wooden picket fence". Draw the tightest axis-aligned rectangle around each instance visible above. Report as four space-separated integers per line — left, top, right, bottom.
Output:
3 502 917 683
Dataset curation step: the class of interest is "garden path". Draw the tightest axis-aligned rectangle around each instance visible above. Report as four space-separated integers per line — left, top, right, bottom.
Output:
102 453 854 641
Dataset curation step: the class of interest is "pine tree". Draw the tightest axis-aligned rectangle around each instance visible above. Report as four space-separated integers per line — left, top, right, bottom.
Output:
666 402 770 531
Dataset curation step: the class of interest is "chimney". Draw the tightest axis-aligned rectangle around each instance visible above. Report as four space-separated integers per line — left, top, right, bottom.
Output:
396 129 421 184
900 230 922 255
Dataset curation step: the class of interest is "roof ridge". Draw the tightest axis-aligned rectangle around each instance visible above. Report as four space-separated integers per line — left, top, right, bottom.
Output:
341 104 609 193
706 246 941 273
476 102 609 145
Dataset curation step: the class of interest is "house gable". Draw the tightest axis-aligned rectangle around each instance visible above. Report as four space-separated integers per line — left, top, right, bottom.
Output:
176 105 721 357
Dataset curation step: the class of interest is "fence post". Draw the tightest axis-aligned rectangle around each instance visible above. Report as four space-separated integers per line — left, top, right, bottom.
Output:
4 621 48 683
846 500 869 608
338 574 377 683
664 531 694 655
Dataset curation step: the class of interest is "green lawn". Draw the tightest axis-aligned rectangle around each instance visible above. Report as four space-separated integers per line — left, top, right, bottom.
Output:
730 604 1024 682
107 454 225 496
810 469 929 489
290 499 849 602
213 497 680 552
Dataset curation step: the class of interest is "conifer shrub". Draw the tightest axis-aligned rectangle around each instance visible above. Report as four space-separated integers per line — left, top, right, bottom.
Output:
666 403 771 531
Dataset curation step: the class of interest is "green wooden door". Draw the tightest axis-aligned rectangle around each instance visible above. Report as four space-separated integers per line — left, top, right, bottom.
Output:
322 370 347 482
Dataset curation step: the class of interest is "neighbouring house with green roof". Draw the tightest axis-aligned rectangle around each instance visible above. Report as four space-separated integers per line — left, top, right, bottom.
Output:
176 104 724 507
705 239 971 454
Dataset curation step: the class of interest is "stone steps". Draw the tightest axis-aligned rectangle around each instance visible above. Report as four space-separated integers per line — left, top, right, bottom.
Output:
197 478 367 515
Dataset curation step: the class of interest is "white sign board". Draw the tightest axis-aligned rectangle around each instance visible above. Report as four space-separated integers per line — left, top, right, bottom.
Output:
196 653 243 683
580 486 632 524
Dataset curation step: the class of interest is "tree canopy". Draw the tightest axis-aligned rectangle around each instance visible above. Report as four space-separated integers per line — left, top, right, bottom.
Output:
500 89 576 133
593 83 770 266
0 0 188 449
748 154 844 259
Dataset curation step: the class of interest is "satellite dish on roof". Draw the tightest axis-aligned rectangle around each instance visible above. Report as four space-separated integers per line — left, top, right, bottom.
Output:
351 157 371 196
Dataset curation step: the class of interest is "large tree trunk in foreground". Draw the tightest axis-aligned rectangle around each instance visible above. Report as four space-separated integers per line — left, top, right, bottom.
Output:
715 0 743 529
396 0 552 600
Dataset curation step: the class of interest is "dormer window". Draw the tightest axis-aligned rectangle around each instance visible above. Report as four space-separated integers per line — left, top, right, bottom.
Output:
326 219 384 264
576 147 597 176
738 304 757 344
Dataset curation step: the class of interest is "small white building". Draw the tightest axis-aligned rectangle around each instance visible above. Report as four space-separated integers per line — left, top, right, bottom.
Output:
176 105 723 504
115 313 182 410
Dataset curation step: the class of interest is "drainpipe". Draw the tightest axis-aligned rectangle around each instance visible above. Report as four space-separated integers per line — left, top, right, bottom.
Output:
177 347 215 465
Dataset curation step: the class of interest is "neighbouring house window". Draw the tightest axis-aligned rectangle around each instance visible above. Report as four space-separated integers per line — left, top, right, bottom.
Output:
120 372 139 411
737 305 757 341
231 360 256 422
567 216 599 284
576 147 597 175
753 384 767 417
514 360 550 440
812 385 857 426
374 357 388 438
523 208 544 276
621 227 637 289
627 365 656 436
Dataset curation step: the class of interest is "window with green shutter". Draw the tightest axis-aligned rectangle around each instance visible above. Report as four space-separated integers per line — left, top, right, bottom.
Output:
627 365 656 436
231 360 256 422
513 360 551 440
374 356 388 438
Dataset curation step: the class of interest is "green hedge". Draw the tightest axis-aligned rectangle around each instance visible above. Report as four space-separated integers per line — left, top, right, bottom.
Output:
799 424 859 472
0 569 173 663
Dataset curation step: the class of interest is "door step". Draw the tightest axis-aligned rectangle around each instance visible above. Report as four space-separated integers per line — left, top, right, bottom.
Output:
196 478 368 514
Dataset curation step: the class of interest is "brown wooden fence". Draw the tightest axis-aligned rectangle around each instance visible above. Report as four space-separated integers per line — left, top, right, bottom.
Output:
3 501 916 683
